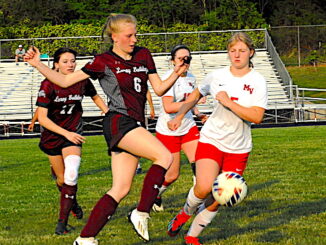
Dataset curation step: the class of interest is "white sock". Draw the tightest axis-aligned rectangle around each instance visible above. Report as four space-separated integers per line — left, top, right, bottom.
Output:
187 208 218 237
157 185 168 197
183 187 205 215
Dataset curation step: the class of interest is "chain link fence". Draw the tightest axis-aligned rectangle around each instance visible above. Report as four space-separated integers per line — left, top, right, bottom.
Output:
270 25 326 66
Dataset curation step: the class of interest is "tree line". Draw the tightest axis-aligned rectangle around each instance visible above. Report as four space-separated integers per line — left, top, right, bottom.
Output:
0 0 325 29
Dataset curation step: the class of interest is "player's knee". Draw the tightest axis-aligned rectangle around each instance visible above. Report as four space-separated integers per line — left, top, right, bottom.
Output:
165 171 179 183
63 155 81 186
160 151 174 169
194 184 211 199
109 186 130 202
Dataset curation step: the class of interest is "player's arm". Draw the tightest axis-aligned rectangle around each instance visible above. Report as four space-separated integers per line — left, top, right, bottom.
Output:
91 94 109 114
148 64 188 96
146 90 155 119
191 106 208 123
37 107 85 144
216 91 265 124
168 88 203 130
162 96 185 114
27 107 39 132
24 46 89 88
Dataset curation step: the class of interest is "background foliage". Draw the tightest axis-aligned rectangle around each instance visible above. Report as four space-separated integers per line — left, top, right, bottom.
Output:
0 0 325 64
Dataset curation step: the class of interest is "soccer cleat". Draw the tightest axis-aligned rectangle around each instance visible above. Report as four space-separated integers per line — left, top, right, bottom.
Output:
167 209 191 237
152 197 164 212
71 202 84 219
128 208 150 242
55 220 70 235
185 236 203 245
136 166 142 175
73 236 98 245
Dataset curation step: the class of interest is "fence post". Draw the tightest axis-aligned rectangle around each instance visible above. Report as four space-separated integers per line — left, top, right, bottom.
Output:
297 26 301 67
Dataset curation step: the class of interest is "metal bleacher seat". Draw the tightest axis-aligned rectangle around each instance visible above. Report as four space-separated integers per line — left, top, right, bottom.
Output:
0 50 293 123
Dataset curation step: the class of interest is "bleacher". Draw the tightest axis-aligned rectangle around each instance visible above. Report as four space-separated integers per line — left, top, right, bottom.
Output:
0 50 294 125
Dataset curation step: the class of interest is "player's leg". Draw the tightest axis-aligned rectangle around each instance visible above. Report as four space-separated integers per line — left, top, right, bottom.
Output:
167 142 220 237
153 151 180 212
52 146 81 235
181 126 200 183
118 127 173 241
181 138 199 183
185 150 249 244
62 146 83 220
78 151 138 241
48 155 65 189
48 154 68 235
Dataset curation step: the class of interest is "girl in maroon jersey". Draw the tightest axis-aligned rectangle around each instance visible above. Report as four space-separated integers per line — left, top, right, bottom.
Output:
25 14 188 244
34 47 108 236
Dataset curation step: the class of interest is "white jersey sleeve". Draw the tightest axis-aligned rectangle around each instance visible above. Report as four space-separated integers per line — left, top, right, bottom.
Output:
155 70 197 136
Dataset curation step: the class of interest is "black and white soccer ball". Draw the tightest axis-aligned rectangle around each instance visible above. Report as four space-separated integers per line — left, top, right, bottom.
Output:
212 172 248 207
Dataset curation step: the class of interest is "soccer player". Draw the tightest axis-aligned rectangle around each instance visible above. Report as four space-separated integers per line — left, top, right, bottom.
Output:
34 47 108 235
153 44 207 212
167 32 268 245
24 14 188 245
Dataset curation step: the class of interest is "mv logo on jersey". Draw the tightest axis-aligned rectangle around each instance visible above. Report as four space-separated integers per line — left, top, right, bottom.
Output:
243 84 254 94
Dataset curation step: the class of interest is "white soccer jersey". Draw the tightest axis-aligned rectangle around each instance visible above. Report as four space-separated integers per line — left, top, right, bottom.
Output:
198 66 268 153
155 70 197 136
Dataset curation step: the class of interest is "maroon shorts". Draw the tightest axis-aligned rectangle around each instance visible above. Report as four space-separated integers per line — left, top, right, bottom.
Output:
102 111 144 154
156 126 199 153
195 142 249 175
39 140 81 156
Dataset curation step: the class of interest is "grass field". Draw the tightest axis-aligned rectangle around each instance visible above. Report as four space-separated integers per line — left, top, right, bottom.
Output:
286 66 326 99
0 126 325 245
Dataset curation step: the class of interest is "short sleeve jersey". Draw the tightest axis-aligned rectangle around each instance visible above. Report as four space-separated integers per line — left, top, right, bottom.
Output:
36 78 97 149
155 70 196 136
198 66 268 153
81 46 157 123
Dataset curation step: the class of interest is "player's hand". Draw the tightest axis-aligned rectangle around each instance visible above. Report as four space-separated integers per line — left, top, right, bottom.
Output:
24 46 41 67
197 96 207 104
173 61 189 76
167 117 182 131
65 131 86 144
196 113 209 124
27 123 34 132
150 109 155 119
216 91 232 107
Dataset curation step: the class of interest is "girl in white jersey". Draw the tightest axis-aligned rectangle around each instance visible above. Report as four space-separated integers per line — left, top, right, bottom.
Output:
153 45 207 212
167 32 268 245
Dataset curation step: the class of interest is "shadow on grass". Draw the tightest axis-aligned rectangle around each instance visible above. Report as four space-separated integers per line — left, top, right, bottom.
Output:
79 166 110 177
200 179 326 244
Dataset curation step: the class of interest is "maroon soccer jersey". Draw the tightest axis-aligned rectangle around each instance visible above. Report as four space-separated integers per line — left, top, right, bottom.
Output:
36 78 97 149
81 46 157 123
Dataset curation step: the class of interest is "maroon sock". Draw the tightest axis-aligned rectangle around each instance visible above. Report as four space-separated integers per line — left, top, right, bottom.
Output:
59 184 77 222
80 194 118 238
137 164 166 213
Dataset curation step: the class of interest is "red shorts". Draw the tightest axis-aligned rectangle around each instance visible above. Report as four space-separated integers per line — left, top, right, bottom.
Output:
195 142 249 175
156 126 200 153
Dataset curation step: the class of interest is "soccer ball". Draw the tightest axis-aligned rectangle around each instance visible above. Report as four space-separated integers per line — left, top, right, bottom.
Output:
212 172 248 207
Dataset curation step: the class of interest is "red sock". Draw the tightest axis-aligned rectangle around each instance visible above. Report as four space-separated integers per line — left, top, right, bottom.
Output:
59 184 77 222
80 194 118 237
137 164 166 213
163 180 172 186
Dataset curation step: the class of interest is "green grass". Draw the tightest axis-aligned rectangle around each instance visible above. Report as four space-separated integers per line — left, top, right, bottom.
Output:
0 126 326 245
286 66 326 99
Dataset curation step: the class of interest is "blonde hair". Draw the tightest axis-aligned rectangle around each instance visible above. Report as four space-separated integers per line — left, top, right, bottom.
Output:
227 32 255 68
102 13 137 42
